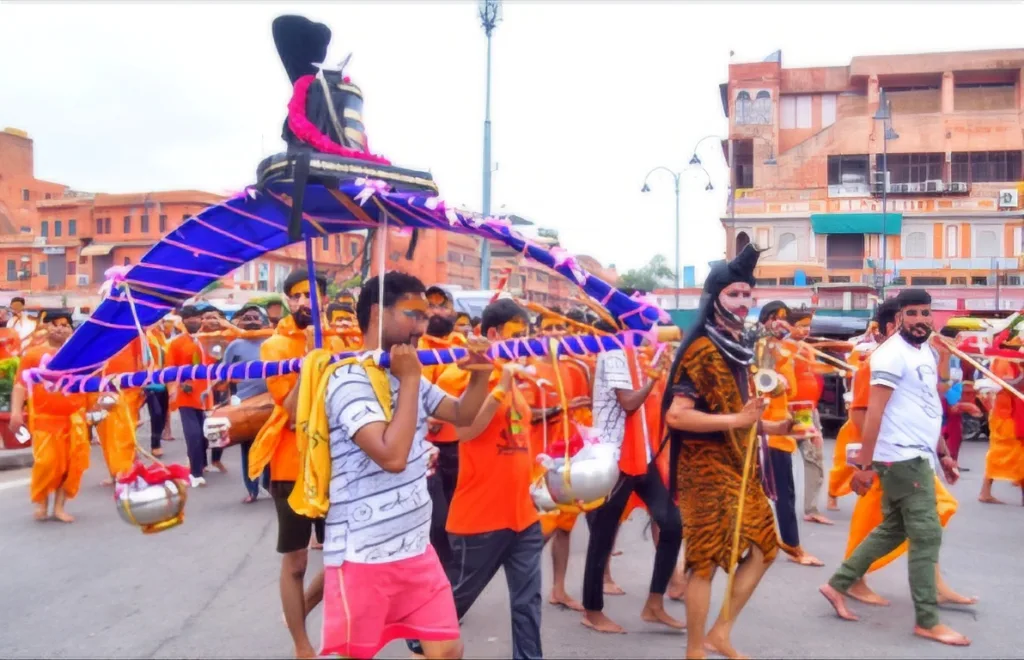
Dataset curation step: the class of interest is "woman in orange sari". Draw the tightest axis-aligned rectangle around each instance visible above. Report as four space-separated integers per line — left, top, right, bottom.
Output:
977 359 1024 505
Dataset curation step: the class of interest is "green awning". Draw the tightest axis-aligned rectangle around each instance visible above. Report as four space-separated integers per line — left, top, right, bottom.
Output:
668 309 700 330
810 213 902 235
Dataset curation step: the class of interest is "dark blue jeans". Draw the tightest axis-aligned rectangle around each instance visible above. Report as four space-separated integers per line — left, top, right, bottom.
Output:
179 407 223 478
239 441 271 498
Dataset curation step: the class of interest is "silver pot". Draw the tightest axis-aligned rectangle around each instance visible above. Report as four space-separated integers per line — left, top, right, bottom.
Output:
544 443 620 506
530 478 559 512
115 480 188 534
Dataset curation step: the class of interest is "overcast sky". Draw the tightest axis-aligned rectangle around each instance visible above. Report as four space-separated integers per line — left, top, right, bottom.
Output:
2 1 1022 278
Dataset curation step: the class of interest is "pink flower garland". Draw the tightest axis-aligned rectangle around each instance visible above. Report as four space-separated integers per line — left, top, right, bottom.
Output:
286 74 391 165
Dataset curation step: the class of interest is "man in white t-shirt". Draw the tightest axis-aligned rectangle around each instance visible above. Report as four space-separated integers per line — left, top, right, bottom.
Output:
819 288 970 647
318 273 492 660
581 319 682 635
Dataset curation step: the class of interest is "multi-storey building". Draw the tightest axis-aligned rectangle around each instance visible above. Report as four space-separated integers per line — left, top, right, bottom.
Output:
718 48 1024 316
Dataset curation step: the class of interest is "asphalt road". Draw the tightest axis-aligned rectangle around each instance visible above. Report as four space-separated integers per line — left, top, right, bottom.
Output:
0 417 1021 659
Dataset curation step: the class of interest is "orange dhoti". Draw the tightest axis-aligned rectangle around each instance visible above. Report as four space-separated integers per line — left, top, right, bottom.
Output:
96 390 144 478
844 475 958 573
829 420 858 499
29 412 90 504
984 405 1024 485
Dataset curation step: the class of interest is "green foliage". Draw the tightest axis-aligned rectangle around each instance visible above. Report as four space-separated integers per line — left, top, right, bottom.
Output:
200 279 224 295
340 274 362 290
0 357 19 413
247 294 290 316
616 254 675 292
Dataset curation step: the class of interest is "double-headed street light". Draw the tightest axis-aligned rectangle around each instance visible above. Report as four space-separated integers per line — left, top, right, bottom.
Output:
874 89 899 297
641 165 713 310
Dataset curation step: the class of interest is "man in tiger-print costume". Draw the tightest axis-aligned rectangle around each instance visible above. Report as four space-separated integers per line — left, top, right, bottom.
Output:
663 244 789 659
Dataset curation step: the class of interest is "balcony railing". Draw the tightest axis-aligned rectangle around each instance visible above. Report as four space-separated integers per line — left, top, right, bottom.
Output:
888 257 1018 270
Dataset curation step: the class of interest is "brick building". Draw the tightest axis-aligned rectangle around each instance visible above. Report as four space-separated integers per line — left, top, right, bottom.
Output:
715 48 1024 314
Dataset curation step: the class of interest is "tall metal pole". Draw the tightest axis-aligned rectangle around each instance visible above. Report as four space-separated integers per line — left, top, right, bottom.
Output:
674 173 681 309
478 1 501 290
881 125 888 298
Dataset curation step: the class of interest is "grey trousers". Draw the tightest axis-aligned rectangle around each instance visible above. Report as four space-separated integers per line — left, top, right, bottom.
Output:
828 457 942 628
797 437 825 515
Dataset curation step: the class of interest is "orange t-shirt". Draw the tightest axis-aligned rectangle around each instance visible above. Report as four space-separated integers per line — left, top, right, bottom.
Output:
426 362 469 444
261 317 345 482
851 360 872 412
446 370 539 535
16 344 88 416
165 334 216 410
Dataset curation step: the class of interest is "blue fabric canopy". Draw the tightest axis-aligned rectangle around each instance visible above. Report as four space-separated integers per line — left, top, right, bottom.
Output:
48 180 664 374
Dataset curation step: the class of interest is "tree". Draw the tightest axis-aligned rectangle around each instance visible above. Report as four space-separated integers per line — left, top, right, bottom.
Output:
616 254 675 292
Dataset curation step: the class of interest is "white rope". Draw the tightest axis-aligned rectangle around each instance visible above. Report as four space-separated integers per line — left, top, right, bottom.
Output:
377 211 388 351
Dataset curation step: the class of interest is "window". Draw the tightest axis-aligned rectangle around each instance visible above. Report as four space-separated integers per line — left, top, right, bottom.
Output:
6 259 15 281
904 231 928 258
181 213 190 224
1014 226 1023 256
95 217 104 234
821 94 837 128
68 219 76 236
735 231 751 254
975 229 999 258
39 260 47 276
776 232 798 261
44 192 51 200
40 220 48 237
946 225 959 257
21 189 29 201
951 151 1022 183
827 155 869 186
159 214 167 232
828 275 851 283
67 261 76 276
751 91 772 125
735 91 753 125
123 216 132 233
54 220 62 237
971 276 988 286
257 262 269 291
880 153 943 185
104 217 111 234
951 277 967 285
755 227 770 249
350 240 359 257
796 95 812 128
781 95 812 129
141 214 150 233
322 235 329 250
124 257 131 266
240 262 253 283
334 236 341 253
911 276 946 286
755 277 777 286
779 277 795 286
806 276 823 285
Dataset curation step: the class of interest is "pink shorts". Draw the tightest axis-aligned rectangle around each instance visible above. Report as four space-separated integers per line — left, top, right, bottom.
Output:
320 545 459 659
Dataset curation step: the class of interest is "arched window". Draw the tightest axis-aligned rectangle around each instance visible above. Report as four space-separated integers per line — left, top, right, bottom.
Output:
735 91 753 125
752 91 773 125
976 229 999 258
945 225 959 258
776 232 798 261
735 231 751 255
904 231 927 258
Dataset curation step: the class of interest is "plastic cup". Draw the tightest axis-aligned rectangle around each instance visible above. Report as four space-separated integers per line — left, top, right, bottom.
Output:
788 400 815 437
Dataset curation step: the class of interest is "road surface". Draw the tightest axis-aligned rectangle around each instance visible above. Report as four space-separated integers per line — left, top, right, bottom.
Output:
0 419 1020 659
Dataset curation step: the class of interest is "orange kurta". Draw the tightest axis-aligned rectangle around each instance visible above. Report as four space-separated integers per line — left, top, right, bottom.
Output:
95 338 146 478
247 316 343 482
983 360 1024 484
621 347 669 523
829 356 871 499
17 345 90 503
421 333 468 445
765 340 800 453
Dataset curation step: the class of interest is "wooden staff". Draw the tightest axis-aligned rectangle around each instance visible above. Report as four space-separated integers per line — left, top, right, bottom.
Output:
938 335 1024 403
797 340 855 373
573 294 618 329
517 298 612 336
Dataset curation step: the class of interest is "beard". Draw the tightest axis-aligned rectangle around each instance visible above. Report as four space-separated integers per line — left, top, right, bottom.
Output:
184 322 201 334
292 308 312 329
426 315 455 338
900 323 931 346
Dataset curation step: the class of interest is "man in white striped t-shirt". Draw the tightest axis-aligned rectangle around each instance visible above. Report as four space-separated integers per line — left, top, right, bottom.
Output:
319 272 492 660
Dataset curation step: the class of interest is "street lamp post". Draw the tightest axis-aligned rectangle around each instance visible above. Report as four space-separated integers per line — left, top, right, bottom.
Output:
478 0 502 290
873 89 899 297
641 166 713 310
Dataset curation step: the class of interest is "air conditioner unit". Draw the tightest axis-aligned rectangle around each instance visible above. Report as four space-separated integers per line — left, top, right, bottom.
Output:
925 180 943 193
999 189 1019 209
871 171 890 185
905 182 922 193
77 274 90 287
893 183 909 193
947 182 968 193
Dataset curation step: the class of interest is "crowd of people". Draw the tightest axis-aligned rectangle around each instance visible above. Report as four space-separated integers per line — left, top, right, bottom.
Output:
9 245 1021 658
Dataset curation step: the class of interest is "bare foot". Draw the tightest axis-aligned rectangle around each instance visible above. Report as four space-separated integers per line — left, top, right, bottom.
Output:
152 448 164 458
826 496 840 511
913 624 971 646
581 611 626 634
549 591 584 612
804 513 834 525
53 510 75 523
819 584 859 621
685 650 707 660
33 503 49 521
294 644 317 658
938 590 978 606
212 461 227 473
787 552 824 567
704 629 747 659
846 580 890 606
603 581 625 595
978 495 1005 504
640 603 685 630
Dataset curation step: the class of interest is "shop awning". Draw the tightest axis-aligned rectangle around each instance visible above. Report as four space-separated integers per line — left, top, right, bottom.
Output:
80 243 115 257
810 212 902 235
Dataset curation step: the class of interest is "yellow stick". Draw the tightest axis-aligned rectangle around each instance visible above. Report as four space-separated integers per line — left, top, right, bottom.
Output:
938 335 1024 403
722 422 759 623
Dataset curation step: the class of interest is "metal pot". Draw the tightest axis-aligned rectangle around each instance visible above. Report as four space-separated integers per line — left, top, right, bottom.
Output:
530 477 559 512
115 479 188 534
544 443 620 506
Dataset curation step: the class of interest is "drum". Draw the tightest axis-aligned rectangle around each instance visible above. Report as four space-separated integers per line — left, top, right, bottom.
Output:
203 392 275 448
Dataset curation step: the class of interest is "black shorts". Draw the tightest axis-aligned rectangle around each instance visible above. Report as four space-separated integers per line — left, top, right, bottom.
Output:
271 481 325 554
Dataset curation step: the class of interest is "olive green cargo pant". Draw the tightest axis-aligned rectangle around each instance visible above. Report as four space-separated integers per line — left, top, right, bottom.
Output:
828 456 941 629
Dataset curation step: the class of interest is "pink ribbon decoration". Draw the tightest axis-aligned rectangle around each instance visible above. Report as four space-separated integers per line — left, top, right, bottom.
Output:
354 177 391 206
424 196 461 228
630 291 672 325
549 246 588 284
